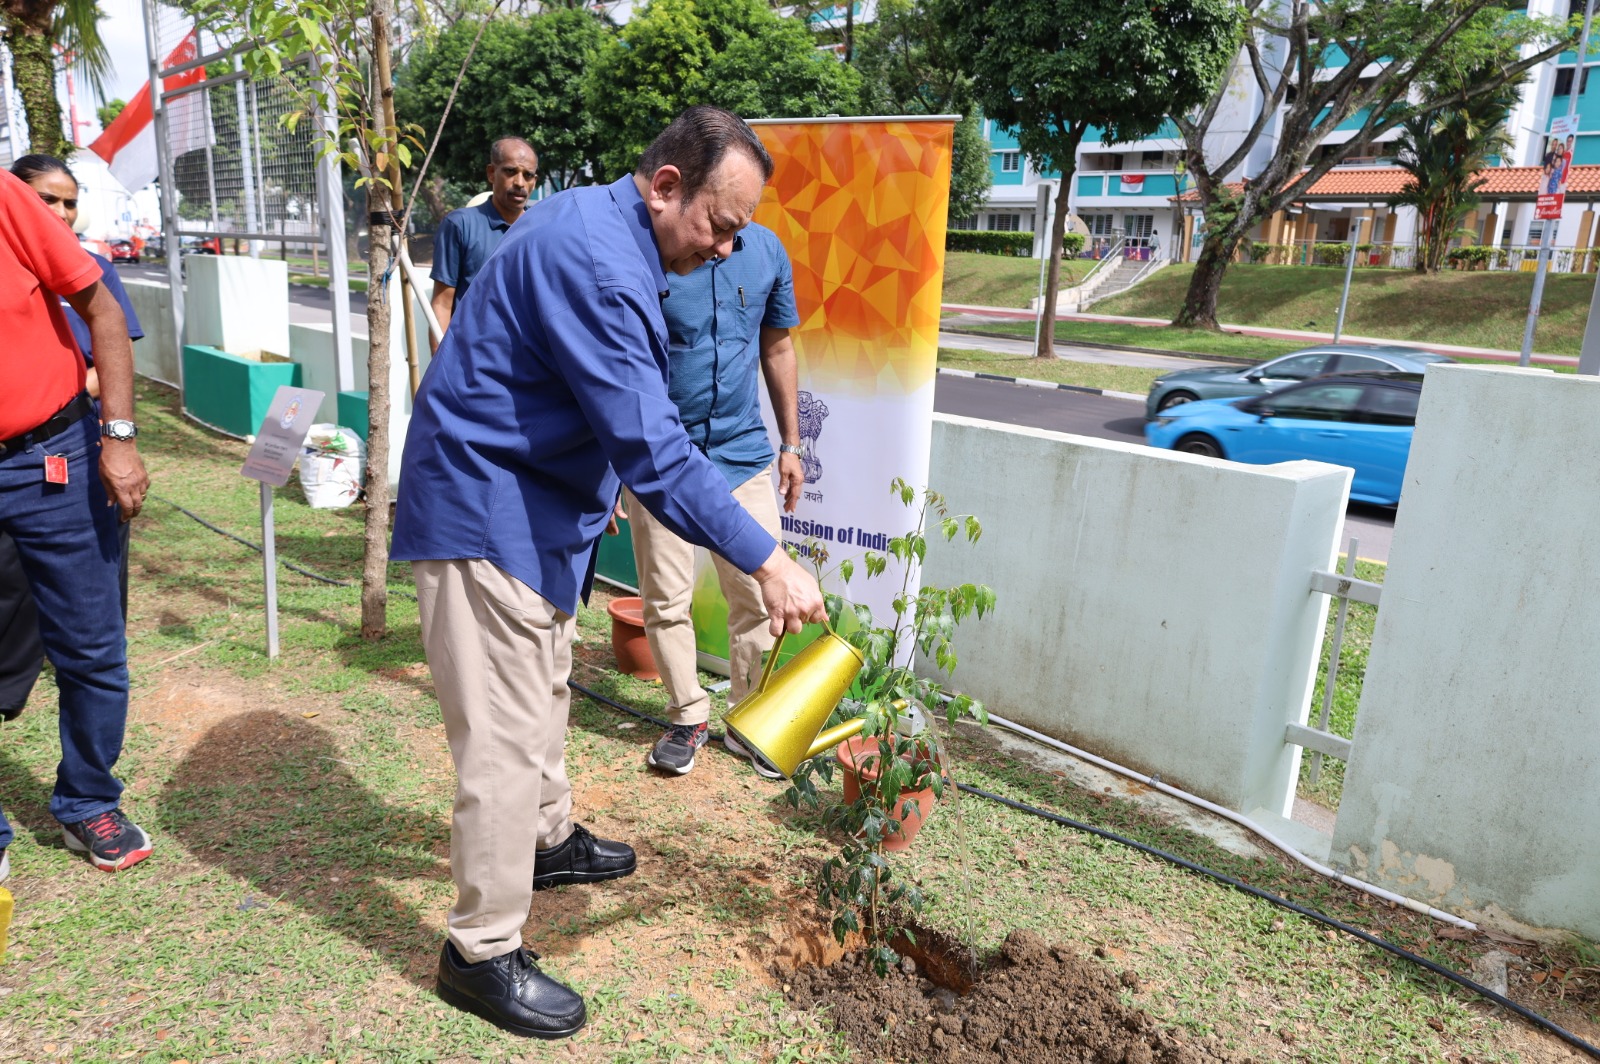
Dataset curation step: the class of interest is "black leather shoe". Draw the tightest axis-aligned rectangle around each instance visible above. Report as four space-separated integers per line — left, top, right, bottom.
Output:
436 941 586 1039
532 824 636 889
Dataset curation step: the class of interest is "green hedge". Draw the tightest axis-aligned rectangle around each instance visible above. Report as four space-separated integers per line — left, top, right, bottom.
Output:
1245 242 1374 265
947 230 1032 255
1446 245 1498 269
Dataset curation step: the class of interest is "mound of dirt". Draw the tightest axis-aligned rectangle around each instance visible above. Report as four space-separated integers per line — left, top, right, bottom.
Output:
784 929 1238 1063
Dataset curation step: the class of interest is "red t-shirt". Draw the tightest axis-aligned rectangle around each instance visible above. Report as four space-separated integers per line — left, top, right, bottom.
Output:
0 169 101 439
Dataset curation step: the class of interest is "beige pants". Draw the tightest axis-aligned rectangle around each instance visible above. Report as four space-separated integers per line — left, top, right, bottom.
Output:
414 558 576 963
627 463 782 726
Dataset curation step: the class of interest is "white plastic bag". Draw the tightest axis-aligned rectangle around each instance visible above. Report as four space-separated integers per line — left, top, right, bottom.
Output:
299 424 365 509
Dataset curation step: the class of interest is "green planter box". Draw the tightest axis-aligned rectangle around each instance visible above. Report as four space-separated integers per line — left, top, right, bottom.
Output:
181 344 302 438
337 391 369 441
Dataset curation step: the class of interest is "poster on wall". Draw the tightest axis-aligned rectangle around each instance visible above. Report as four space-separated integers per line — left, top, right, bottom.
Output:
685 116 958 670
1536 114 1579 221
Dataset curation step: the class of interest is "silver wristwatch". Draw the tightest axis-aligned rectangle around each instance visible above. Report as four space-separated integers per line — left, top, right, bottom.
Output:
102 419 138 442
778 444 803 456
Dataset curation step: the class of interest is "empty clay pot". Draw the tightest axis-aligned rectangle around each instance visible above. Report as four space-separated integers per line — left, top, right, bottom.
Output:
607 597 659 681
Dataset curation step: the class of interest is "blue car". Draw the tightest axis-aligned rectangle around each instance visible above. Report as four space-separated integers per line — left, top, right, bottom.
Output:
1143 372 1423 506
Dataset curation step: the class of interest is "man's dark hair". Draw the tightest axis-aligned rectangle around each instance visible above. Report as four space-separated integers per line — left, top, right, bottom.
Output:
11 153 75 185
489 137 536 166
636 106 773 203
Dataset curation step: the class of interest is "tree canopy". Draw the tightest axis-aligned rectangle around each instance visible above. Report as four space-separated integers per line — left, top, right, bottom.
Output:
933 0 1239 354
584 0 861 181
1172 0 1573 328
395 8 611 195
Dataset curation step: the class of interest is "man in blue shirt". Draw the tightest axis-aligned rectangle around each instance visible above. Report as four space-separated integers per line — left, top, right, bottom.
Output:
392 107 823 1040
427 136 538 350
631 224 804 778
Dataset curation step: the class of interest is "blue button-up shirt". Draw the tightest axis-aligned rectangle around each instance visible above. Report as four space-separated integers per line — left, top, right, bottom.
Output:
663 223 799 488
429 197 513 308
391 175 777 614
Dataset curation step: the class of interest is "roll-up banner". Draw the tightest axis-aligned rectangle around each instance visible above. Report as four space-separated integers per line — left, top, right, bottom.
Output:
688 116 958 670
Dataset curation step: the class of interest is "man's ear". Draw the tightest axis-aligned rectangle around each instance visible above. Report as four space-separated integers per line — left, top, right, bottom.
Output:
486 163 496 187
647 165 684 212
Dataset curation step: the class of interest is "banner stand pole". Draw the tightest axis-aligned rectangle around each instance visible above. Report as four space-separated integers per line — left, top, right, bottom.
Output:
260 481 279 659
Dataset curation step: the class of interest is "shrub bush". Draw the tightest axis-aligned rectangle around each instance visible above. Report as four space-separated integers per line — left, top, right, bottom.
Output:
1446 245 1497 270
947 230 1033 256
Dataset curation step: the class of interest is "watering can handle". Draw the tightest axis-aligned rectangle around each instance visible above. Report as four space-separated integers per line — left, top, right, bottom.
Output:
755 613 839 694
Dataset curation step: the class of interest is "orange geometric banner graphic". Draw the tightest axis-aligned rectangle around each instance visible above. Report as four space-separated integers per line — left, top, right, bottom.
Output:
752 120 953 394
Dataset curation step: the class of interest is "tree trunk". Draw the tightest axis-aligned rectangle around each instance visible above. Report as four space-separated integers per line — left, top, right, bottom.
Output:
1034 172 1073 358
1173 228 1248 329
8 22 68 157
361 0 399 642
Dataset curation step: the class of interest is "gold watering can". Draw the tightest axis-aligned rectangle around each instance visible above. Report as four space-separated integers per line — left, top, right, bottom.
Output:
722 622 866 778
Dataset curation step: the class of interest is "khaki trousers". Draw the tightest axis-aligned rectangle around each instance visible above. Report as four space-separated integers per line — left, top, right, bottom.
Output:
414 558 575 963
627 463 781 726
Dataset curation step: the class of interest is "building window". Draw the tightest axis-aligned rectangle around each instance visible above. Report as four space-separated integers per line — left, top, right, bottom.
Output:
1554 67 1592 96
1528 221 1545 244
949 215 978 231
988 213 1021 232
1083 213 1116 236
1000 152 1021 173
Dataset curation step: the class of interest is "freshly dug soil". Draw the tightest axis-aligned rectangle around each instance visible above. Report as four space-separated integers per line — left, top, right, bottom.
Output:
784 928 1239 1063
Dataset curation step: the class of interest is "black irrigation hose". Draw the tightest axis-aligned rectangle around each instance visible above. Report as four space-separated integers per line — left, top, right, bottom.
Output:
153 495 419 601
566 681 1600 1061
162 503 1600 1060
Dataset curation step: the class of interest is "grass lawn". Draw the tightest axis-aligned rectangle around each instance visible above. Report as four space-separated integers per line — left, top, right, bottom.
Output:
290 273 370 292
1 379 1594 1060
938 346 1165 395
941 250 1094 308
949 318 1309 361
1092 263 1596 355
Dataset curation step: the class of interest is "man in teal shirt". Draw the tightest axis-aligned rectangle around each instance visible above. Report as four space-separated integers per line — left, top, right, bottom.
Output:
631 223 804 778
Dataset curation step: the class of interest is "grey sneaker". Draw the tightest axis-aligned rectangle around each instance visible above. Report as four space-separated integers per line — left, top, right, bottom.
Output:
722 731 785 780
646 722 708 775
0 847 8 883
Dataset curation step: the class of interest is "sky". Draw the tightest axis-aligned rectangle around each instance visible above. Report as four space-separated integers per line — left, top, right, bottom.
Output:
74 0 184 143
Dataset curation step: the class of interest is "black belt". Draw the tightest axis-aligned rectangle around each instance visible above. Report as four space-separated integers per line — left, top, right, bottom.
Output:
0 393 95 456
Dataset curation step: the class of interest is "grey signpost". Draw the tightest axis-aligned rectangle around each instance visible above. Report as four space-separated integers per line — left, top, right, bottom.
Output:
1333 216 1364 343
240 386 326 658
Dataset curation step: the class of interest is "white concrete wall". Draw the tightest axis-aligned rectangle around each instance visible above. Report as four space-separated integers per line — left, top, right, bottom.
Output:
184 255 290 357
921 414 1350 819
122 279 180 386
1330 365 1600 940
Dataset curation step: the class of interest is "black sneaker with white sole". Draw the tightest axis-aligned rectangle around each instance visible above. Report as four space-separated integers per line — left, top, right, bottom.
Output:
722 731 785 780
62 808 153 872
646 722 708 775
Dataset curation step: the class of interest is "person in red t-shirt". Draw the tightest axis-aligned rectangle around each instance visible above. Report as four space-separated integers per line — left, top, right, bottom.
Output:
0 167 153 882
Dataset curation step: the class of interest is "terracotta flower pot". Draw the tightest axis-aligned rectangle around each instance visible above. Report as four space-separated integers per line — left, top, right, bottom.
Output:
835 735 940 852
606 597 658 681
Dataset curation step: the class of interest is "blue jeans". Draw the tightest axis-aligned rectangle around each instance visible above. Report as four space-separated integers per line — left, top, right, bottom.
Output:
0 412 130 848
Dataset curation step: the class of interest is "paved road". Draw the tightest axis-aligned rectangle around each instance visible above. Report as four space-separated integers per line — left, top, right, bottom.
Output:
933 374 1396 563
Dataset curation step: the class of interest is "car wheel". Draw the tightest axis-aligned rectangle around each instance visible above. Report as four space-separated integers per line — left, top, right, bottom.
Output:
1156 390 1199 412
1175 433 1224 458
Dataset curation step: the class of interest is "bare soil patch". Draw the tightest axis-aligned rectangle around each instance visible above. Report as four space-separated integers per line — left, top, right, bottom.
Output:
786 928 1239 1063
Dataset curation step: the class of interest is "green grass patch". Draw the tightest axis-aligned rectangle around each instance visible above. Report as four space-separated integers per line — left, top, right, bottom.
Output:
941 250 1094 308
290 273 370 292
1092 263 1596 355
951 318 1308 361
1 379 1590 1060
938 346 1165 395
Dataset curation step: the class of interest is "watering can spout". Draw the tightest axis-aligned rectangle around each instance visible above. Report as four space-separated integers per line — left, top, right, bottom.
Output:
721 623 866 779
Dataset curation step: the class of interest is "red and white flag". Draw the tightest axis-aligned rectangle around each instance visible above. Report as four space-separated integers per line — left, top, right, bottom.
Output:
89 30 208 192
1119 173 1146 194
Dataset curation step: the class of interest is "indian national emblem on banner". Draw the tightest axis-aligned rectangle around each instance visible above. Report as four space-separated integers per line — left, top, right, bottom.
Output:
797 390 829 485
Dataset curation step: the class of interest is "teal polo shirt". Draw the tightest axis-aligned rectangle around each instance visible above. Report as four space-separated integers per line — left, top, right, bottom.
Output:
662 222 801 488
430 198 513 309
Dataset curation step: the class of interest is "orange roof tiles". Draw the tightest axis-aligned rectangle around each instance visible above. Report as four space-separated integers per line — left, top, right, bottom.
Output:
1174 165 1600 202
